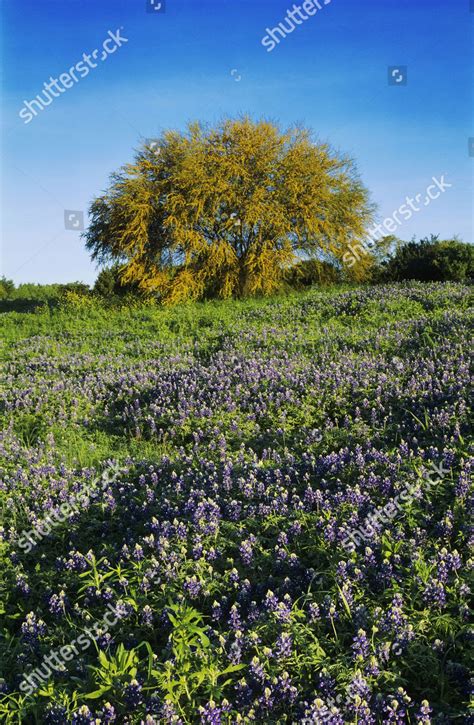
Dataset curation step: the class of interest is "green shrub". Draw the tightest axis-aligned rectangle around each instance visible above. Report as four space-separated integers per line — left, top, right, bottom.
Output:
10 283 63 301
58 281 90 296
285 259 342 289
0 276 15 299
58 290 97 310
381 236 474 282
94 265 143 299
0 282 66 312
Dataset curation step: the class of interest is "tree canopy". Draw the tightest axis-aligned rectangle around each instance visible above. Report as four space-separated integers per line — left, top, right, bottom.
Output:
379 235 474 282
84 117 375 302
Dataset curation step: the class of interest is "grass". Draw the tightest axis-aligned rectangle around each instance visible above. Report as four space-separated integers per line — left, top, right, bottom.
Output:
0 282 472 724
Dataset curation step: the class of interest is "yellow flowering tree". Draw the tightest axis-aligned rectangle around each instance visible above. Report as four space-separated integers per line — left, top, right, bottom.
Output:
85 118 375 303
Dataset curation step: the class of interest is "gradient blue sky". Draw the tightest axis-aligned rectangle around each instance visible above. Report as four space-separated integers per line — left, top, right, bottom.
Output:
1 0 473 284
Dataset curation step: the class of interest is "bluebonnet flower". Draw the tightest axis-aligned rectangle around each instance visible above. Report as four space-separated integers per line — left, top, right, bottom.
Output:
240 534 256 565
211 600 222 621
184 576 201 598
352 628 370 660
316 668 336 697
423 579 446 608
98 702 116 722
383 688 412 724
235 677 253 710
132 543 144 561
124 679 142 708
48 590 67 616
140 604 154 626
21 612 46 645
250 656 265 683
198 699 231 724
264 589 278 612
229 603 241 630
71 705 94 724
415 699 432 723
352 695 376 725
98 586 113 603
273 671 298 703
275 632 292 658
303 697 344 724
274 596 292 623
43 705 68 724
1 284 471 723
15 574 30 596
161 701 184 724
142 715 159 724
114 599 133 618
228 632 243 665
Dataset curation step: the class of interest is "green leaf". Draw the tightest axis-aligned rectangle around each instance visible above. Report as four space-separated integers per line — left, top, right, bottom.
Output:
98 650 109 669
83 686 111 699
337 585 352 617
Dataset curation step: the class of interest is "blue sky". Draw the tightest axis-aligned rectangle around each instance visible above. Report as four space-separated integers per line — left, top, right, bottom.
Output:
1 0 473 284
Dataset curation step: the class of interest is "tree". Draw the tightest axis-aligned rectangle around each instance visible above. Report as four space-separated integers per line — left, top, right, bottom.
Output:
381 235 474 282
93 264 142 298
84 117 375 303
58 282 90 296
285 259 343 288
0 276 15 299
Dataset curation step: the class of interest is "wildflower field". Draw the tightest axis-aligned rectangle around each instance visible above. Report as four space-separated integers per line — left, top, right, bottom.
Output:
0 283 472 724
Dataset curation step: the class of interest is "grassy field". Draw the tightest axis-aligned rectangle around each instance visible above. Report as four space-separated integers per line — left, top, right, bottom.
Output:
0 283 472 723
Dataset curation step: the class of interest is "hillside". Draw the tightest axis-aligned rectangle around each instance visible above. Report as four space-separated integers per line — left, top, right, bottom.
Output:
0 283 472 723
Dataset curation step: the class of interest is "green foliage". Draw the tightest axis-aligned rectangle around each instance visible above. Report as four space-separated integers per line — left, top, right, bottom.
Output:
58 282 90 296
0 284 471 722
0 277 15 300
85 644 140 700
153 603 243 717
285 259 343 289
12 283 61 301
380 235 474 282
93 266 123 297
84 117 375 303
93 265 142 299
0 282 91 314
1 283 61 307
